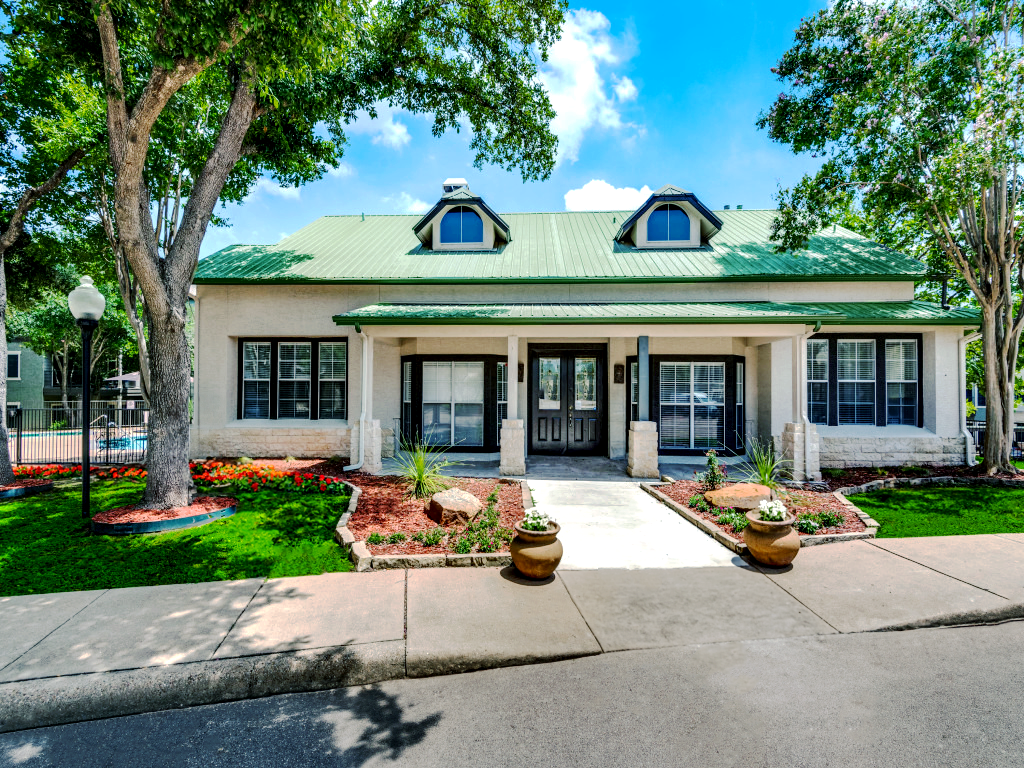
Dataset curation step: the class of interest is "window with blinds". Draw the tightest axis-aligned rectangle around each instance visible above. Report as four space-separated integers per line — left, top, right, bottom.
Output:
242 342 271 419
807 339 829 425
318 342 347 419
837 340 875 425
422 361 485 446
497 361 507 444
735 362 745 446
886 340 918 425
278 342 311 418
659 362 725 449
629 361 639 423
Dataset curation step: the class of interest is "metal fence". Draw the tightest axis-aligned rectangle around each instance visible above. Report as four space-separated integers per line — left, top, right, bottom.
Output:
965 420 1024 458
6 405 149 465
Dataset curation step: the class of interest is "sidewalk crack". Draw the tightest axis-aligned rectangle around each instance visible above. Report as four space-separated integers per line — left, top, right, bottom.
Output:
210 579 266 659
865 540 1011 600
556 572 605 654
757 571 843 634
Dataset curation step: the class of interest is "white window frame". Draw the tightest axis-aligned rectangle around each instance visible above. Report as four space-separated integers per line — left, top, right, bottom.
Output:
317 341 348 420
422 360 485 447
277 342 312 419
242 341 271 420
837 339 876 426
806 339 829 426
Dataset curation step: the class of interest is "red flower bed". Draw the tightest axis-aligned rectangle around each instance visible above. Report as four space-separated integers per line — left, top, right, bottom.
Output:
345 476 525 556
189 460 348 495
658 479 865 539
14 464 86 479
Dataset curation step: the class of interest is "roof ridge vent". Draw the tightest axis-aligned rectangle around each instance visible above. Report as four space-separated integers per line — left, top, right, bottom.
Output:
443 177 468 194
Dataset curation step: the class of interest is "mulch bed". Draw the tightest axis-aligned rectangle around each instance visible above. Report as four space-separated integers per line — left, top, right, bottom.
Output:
344 476 525 556
658 479 865 540
2 478 53 490
818 464 1022 491
92 496 237 525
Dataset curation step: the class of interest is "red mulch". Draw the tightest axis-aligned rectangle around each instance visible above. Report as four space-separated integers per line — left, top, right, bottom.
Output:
92 496 237 525
344 476 525 556
1 478 53 490
818 464 1022 491
658 479 865 540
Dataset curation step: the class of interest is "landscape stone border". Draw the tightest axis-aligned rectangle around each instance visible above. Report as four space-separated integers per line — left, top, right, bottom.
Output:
640 482 880 555
835 474 1024 496
333 478 527 571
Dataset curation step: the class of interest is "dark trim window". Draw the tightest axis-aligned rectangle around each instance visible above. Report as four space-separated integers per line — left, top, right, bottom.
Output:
806 334 923 428
400 355 502 451
497 361 508 444
647 203 689 241
6 352 19 381
238 338 347 421
318 342 348 419
439 206 484 244
242 342 271 419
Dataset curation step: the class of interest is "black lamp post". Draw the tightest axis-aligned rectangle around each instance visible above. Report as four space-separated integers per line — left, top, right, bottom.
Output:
68 276 106 519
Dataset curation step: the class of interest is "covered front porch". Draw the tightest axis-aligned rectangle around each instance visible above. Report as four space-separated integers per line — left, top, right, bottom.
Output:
333 301 845 480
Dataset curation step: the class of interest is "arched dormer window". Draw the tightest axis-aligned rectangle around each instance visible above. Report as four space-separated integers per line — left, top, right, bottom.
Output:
647 204 689 242
439 206 484 244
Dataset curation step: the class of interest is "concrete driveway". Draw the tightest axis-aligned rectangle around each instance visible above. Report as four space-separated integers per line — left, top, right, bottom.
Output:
528 479 743 570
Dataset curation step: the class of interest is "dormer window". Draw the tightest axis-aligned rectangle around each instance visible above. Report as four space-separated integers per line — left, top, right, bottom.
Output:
647 204 690 242
440 206 484 244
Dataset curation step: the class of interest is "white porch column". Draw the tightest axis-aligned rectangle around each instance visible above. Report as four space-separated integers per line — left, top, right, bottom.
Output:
506 335 519 420
362 335 383 474
783 333 820 482
500 335 526 475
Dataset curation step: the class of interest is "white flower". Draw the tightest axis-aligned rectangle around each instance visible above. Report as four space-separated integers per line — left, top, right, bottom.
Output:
522 509 554 531
758 499 788 521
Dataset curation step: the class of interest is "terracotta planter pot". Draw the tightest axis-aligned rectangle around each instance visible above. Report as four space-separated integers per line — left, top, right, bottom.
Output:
743 511 800 567
511 521 563 579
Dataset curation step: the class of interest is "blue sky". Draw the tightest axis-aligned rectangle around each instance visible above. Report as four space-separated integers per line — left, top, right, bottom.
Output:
201 0 827 257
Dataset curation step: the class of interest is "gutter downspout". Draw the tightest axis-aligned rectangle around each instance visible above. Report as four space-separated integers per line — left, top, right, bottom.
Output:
344 331 369 472
959 330 981 466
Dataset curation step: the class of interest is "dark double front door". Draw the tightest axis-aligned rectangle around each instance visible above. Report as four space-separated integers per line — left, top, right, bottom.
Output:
528 346 606 455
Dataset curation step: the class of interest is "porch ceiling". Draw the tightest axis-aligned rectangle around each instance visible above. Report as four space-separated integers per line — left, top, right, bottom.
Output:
332 300 979 327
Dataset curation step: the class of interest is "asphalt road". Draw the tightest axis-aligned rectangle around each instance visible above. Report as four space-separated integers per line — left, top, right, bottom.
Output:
3 621 1024 768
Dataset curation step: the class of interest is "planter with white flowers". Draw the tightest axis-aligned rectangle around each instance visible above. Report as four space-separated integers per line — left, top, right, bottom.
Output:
511 508 562 579
743 498 800 567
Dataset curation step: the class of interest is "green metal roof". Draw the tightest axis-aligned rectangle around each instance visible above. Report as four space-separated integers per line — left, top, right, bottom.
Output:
332 300 979 326
195 209 928 284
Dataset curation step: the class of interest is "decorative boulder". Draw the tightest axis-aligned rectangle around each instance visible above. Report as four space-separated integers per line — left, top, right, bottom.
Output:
704 482 773 511
427 488 483 526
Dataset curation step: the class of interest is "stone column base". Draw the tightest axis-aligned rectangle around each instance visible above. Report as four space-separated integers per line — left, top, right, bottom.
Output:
781 421 820 482
627 421 660 479
362 419 383 474
500 419 526 476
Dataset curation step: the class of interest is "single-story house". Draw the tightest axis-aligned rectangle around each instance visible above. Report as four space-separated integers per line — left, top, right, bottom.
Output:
191 181 981 480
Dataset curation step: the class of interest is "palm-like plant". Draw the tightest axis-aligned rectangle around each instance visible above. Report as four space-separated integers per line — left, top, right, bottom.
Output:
395 434 458 498
736 437 790 490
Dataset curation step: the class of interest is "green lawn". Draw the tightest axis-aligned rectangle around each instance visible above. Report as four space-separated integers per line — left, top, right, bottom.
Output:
849 485 1024 538
0 481 352 596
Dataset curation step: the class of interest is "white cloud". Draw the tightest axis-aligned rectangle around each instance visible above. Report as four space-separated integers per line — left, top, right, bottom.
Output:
328 161 355 178
564 179 653 211
384 191 430 214
346 103 411 149
539 10 642 165
251 178 300 200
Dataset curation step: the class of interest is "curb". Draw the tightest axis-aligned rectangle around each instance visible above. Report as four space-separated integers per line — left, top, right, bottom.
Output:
0 640 405 734
869 601 1024 633
836 474 1024 497
0 482 54 501
90 502 238 536
338 479 526 572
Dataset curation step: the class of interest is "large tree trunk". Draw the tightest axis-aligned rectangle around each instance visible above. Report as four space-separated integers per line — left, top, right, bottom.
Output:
142 308 193 507
0 292 16 487
980 305 1020 474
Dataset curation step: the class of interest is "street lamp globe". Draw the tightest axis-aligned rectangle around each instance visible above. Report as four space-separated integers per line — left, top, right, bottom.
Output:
67 276 105 321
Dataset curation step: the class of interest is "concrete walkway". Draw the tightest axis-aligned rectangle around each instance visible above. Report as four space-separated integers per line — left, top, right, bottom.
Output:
3 535 1024 732
529 479 741 570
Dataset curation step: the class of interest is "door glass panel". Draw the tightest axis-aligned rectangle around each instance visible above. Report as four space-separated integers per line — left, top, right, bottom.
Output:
574 357 597 410
539 357 561 410
454 403 484 446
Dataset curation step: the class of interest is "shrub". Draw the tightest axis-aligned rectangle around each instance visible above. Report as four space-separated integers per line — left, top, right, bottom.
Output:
387 532 406 544
816 510 845 529
453 536 473 554
366 532 385 545
688 494 709 512
411 530 425 542
736 438 789 490
716 508 748 533
794 515 821 534
395 435 457 498
420 527 445 546
284 455 297 462
695 449 727 492
238 456 254 465
902 465 931 476
49 420 68 431
821 467 845 480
